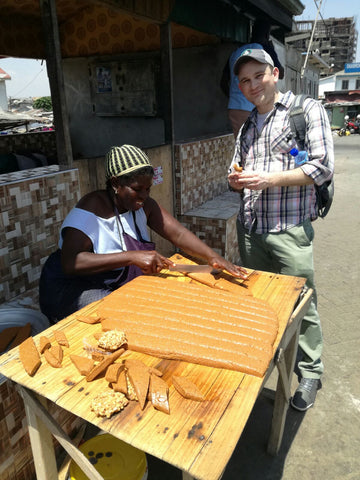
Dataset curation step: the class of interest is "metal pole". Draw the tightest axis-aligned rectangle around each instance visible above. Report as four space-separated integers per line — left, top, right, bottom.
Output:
301 0 323 78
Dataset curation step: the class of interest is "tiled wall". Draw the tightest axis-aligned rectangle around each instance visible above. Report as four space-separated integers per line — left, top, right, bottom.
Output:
174 134 240 264
0 130 56 157
0 166 80 304
0 378 85 480
174 134 235 215
178 190 241 264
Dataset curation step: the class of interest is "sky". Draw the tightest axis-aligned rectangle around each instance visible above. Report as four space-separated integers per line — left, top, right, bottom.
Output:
0 57 50 99
0 0 359 99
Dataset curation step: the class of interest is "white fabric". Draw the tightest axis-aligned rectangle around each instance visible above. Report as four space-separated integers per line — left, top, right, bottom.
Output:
58 207 150 253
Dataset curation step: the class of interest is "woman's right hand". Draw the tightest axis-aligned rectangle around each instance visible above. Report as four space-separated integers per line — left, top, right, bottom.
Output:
130 250 174 274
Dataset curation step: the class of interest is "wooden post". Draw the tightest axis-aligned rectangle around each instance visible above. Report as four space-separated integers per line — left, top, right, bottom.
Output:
160 22 177 218
160 22 174 144
39 0 73 167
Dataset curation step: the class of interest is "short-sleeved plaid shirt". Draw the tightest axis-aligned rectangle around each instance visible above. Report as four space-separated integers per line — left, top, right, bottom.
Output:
230 91 334 233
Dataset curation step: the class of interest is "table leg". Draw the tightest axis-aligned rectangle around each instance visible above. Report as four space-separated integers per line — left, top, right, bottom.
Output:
182 472 196 480
23 391 58 480
267 288 313 455
267 330 299 455
17 385 104 480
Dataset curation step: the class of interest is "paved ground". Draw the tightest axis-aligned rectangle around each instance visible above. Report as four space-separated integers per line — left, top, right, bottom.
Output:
146 133 360 479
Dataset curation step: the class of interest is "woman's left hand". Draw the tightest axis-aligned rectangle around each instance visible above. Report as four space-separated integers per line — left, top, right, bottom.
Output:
210 257 249 279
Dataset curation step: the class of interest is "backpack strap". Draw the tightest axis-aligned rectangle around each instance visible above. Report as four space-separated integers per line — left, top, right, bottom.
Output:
289 94 310 150
289 94 334 219
239 114 252 142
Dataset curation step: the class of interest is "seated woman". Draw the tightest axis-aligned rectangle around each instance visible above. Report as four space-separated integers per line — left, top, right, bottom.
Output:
39 144 247 323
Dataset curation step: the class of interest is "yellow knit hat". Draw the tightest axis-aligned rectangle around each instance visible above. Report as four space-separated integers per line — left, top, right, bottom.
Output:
105 145 151 179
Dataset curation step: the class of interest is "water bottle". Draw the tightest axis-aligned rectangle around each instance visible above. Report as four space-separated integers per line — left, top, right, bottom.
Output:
289 148 308 166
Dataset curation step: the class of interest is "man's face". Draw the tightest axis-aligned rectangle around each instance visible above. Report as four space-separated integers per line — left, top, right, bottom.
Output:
237 60 279 113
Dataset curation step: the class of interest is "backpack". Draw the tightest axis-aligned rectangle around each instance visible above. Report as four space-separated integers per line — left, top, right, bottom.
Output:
289 94 334 219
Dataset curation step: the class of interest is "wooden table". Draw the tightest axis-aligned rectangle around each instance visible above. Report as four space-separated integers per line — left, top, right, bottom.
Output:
0 262 311 480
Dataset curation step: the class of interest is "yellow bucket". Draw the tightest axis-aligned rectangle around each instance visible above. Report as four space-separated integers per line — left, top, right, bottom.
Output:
69 433 148 480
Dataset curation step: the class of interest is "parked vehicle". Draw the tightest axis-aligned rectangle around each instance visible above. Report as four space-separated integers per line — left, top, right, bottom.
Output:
338 115 360 136
338 116 350 136
347 119 360 134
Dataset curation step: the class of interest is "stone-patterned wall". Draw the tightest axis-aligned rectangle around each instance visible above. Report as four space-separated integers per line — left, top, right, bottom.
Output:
0 166 80 304
174 134 240 264
0 130 56 158
0 378 85 480
178 190 240 264
174 134 234 215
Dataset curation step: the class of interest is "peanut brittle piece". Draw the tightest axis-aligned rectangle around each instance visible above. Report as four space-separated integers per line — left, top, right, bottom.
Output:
86 348 125 382
172 376 205 401
54 330 69 347
90 391 128 418
39 336 51 354
105 363 124 383
98 330 127 351
127 362 150 410
44 345 63 368
19 337 41 376
70 354 95 376
150 374 170 414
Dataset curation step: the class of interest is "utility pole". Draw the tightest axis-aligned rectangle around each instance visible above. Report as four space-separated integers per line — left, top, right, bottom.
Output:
301 0 324 78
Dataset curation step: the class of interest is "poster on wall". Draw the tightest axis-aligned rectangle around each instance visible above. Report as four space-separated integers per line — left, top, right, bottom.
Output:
90 57 157 116
96 66 112 93
153 166 163 185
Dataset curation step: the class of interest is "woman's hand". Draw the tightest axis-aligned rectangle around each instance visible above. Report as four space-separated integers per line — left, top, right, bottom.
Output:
209 256 249 279
131 250 174 274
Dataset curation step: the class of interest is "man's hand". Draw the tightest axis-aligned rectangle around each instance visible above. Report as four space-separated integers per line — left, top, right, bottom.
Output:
228 167 314 190
228 171 270 191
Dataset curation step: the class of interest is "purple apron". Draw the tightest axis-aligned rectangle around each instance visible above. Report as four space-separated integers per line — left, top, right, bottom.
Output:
117 210 155 284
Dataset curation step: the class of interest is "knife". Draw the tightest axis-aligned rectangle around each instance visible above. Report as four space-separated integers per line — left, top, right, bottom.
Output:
168 264 256 281
168 264 221 274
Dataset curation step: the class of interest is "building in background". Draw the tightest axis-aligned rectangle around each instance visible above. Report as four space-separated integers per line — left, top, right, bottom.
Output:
0 67 10 110
287 16 358 77
319 63 360 129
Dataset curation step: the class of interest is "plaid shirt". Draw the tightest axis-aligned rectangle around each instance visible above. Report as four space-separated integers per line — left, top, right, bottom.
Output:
230 91 334 233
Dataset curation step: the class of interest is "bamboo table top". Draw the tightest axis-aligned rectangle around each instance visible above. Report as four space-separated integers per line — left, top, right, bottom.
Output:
0 257 306 480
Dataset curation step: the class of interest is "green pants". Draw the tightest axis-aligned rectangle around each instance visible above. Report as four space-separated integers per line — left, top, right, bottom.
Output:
237 218 323 379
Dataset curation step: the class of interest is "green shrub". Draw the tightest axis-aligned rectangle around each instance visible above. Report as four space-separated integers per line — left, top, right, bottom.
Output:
33 96 52 111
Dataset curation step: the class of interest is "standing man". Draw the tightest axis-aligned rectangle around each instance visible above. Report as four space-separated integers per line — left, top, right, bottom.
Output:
228 49 334 411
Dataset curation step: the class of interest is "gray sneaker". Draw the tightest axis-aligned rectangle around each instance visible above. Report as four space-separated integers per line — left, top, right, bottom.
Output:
291 378 321 411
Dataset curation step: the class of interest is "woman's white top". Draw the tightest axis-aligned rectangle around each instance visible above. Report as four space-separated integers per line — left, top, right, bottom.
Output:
58 207 150 253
